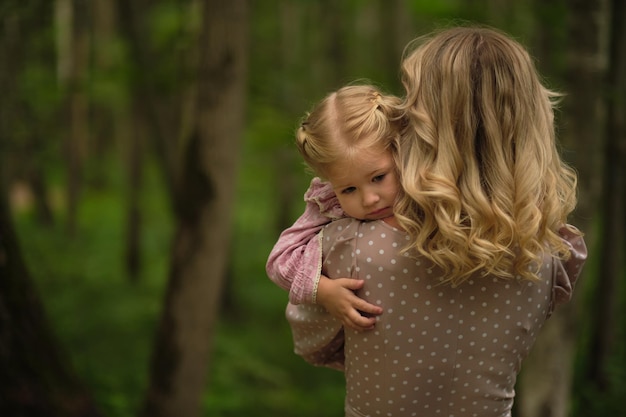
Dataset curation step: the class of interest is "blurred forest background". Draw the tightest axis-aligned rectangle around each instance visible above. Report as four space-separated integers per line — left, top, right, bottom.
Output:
0 0 624 417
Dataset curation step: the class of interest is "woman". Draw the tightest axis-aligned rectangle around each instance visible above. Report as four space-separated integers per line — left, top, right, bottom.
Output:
280 26 588 417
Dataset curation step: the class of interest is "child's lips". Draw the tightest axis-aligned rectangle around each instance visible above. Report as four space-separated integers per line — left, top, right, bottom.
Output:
369 207 392 217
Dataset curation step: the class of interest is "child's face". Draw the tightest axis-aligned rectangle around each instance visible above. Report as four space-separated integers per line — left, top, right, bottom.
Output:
326 148 399 221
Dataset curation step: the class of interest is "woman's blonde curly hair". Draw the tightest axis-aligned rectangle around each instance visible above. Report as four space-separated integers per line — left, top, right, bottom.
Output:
395 26 580 284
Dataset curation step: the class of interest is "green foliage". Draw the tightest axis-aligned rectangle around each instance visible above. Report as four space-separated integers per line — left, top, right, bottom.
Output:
143 1 199 93
15 159 169 416
205 320 344 417
18 65 62 118
89 37 133 108
570 237 626 417
5 1 624 416
408 0 461 18
14 146 343 417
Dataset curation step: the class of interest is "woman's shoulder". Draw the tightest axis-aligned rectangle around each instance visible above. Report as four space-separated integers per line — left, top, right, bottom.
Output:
321 218 409 259
323 218 406 237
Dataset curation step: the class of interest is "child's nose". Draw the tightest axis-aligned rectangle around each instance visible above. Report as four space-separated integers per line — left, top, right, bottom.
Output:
363 191 380 206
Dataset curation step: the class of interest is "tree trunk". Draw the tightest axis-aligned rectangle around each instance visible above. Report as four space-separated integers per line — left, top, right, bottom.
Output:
0 204 101 417
124 102 145 283
0 3 55 228
273 0 303 233
140 1 248 416
0 142 100 417
0 3 101 415
116 0 183 200
57 0 91 236
585 0 626 391
28 166 55 226
561 0 608 230
90 0 118 189
518 1 608 417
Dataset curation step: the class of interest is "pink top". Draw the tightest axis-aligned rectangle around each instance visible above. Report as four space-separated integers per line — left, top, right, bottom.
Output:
286 219 587 417
266 177 344 304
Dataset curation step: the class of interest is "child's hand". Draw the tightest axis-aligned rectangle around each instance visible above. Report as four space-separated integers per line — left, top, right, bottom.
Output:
316 275 383 332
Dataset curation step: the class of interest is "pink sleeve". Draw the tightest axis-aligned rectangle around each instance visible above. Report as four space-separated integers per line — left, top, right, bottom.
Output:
266 177 344 304
549 224 588 315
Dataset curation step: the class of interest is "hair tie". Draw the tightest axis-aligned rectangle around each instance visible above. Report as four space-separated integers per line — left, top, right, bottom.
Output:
371 92 382 110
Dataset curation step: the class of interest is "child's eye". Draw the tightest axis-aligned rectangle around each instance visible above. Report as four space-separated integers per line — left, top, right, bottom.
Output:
372 174 386 183
341 187 356 195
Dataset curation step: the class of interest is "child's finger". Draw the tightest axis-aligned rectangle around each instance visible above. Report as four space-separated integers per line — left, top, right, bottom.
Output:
335 278 365 291
354 298 383 316
346 311 377 331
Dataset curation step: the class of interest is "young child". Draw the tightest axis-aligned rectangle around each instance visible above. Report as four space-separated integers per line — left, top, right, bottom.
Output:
266 84 406 331
285 26 587 416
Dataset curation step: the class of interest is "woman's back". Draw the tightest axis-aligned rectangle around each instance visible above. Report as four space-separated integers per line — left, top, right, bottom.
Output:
320 218 582 417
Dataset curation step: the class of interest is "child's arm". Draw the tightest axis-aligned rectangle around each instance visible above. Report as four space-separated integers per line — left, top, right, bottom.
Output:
266 177 344 305
267 178 383 331
548 224 588 315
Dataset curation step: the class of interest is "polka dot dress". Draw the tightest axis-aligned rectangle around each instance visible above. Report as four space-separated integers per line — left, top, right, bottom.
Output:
320 218 558 417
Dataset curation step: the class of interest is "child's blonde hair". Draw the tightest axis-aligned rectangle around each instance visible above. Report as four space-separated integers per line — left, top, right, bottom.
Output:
396 26 579 284
296 84 405 178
